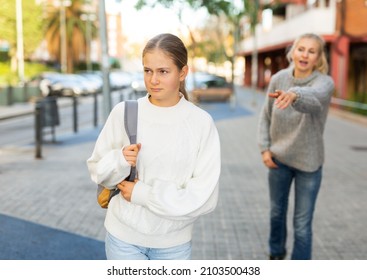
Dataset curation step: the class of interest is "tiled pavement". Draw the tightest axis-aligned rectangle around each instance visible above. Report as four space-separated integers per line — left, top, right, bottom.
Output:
0 86 366 260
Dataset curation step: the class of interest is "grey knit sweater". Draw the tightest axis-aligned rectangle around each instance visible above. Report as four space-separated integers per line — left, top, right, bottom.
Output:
257 66 335 172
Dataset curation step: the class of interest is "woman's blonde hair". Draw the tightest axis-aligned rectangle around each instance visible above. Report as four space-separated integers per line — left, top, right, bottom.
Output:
286 33 329 74
142 33 189 100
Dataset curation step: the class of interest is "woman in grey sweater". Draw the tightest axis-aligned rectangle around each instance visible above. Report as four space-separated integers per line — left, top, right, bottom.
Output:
257 33 335 260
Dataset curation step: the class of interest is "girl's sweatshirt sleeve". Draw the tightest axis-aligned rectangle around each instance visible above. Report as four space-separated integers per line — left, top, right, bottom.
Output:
86 103 132 188
131 116 221 221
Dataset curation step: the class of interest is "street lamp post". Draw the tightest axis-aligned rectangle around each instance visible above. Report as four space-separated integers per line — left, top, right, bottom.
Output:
98 0 112 121
16 0 24 83
60 2 67 73
54 0 71 73
251 0 259 106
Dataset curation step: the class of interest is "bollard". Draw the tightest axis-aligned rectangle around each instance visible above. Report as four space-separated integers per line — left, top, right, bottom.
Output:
7 85 13 105
23 82 29 102
35 100 43 159
34 97 60 158
72 95 78 133
93 91 98 127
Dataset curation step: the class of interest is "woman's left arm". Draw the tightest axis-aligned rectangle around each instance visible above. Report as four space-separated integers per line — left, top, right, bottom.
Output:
289 75 335 114
131 118 221 221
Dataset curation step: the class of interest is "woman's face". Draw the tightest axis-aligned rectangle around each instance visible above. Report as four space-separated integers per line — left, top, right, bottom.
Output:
292 37 320 78
143 49 187 107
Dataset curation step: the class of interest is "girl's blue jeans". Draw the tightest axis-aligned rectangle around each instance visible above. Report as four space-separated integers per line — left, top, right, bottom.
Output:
268 158 322 260
105 232 192 260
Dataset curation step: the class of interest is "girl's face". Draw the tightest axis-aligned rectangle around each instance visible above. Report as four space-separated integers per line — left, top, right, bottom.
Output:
292 37 320 78
143 49 187 107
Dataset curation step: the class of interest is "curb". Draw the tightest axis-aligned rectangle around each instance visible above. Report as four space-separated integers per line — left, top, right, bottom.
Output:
329 107 367 127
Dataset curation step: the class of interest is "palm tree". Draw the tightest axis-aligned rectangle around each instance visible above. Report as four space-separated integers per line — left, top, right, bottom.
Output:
44 0 97 73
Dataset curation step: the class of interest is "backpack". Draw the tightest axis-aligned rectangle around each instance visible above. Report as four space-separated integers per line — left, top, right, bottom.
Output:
96 100 138 208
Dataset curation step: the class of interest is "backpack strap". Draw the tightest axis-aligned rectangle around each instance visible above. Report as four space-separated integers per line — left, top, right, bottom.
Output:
124 100 138 144
124 100 138 181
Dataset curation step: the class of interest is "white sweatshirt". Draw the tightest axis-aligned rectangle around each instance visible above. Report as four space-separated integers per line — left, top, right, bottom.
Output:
87 95 221 248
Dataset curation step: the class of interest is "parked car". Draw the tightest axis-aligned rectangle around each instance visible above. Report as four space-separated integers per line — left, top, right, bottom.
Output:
186 72 233 102
52 74 100 96
78 71 103 93
28 72 64 97
130 71 146 97
109 70 132 90
30 73 99 97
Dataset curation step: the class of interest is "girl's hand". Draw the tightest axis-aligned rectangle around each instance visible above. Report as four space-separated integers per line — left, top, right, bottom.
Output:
262 150 278 169
269 90 297 110
122 143 141 167
117 179 138 202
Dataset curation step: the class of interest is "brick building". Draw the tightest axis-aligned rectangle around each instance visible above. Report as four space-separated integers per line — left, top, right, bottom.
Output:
239 0 367 104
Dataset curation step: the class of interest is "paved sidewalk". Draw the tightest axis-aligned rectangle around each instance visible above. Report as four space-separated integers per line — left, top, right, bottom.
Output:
0 98 74 121
0 87 366 260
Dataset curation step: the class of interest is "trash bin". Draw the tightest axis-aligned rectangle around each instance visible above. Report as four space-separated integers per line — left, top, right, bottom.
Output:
34 96 60 158
40 96 60 127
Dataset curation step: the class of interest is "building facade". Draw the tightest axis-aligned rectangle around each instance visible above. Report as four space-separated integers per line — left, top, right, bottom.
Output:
239 0 367 104
104 0 124 65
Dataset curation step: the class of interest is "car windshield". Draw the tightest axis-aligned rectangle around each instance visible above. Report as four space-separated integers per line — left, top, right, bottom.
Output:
201 77 227 88
186 72 229 90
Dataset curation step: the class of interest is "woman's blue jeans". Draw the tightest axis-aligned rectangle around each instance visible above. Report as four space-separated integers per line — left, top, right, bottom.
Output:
268 159 322 260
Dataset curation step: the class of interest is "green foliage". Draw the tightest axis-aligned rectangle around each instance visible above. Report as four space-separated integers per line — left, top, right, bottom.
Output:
134 0 240 53
74 61 100 71
350 92 367 116
0 61 14 85
133 0 257 53
0 1 15 46
0 51 9 62
197 0 231 17
349 108 367 116
0 62 56 86
0 0 43 59
109 58 121 69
